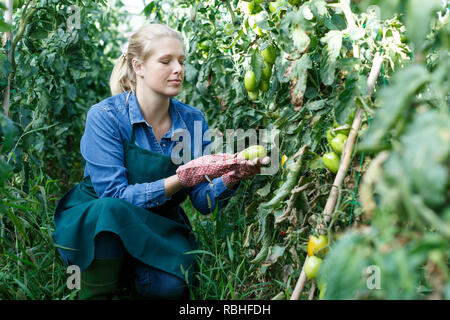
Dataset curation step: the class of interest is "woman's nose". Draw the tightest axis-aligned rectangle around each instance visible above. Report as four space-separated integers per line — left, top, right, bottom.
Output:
173 61 184 73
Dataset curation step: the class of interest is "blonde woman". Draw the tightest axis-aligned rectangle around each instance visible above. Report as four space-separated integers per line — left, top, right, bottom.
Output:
53 24 269 300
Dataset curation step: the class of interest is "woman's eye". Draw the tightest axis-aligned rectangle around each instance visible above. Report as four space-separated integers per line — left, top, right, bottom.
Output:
161 61 169 64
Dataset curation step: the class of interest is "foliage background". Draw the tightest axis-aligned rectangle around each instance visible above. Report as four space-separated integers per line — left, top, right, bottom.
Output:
0 0 448 299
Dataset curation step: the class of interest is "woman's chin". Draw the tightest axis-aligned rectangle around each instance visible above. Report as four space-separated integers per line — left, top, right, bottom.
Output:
165 88 183 97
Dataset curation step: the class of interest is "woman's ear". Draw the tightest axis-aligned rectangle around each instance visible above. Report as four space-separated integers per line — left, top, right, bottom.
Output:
131 58 144 78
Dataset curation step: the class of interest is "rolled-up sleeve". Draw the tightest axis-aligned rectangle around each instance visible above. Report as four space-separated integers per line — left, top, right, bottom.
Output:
80 106 167 208
188 113 241 215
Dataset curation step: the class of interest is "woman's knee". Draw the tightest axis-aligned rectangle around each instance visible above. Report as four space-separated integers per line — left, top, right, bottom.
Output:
132 261 188 299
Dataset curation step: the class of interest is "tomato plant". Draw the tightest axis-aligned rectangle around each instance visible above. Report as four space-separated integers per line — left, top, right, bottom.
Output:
1 0 447 301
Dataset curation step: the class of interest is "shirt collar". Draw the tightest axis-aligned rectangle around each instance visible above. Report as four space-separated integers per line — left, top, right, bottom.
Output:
127 91 188 139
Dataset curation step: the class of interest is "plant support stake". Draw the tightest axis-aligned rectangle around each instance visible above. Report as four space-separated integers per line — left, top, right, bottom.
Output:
290 52 384 300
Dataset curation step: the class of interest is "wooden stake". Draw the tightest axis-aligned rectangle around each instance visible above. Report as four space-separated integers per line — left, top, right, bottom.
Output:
290 52 385 300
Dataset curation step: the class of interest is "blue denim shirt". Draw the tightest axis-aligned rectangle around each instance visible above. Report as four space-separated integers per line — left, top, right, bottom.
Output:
80 91 240 215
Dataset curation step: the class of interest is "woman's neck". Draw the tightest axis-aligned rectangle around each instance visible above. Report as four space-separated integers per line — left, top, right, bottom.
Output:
135 87 171 126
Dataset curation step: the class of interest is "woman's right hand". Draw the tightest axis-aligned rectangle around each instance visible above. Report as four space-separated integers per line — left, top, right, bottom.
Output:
176 153 241 187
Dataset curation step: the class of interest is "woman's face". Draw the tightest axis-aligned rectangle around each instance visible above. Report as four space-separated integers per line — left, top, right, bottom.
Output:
133 37 185 97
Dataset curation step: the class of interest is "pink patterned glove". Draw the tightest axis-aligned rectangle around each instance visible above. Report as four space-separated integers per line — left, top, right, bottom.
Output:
176 153 241 187
222 156 271 188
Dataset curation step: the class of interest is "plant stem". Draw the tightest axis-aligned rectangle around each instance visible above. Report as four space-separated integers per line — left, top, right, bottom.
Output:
225 1 236 24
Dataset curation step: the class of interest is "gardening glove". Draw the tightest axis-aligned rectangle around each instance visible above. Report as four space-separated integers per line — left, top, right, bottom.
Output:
222 156 271 189
176 153 242 187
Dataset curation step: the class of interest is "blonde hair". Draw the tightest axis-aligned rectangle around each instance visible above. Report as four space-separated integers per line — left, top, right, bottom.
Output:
109 24 184 96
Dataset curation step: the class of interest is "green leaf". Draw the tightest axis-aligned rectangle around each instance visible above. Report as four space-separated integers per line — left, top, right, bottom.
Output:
358 64 430 151
0 20 11 33
334 72 365 125
266 245 286 265
397 110 450 209
143 2 156 17
253 11 270 31
320 54 336 86
319 231 371 299
319 30 342 86
0 112 19 152
292 26 310 53
321 30 342 61
250 51 265 85
184 62 198 83
310 0 328 17
256 182 271 197
406 0 442 52
290 54 312 102
0 157 13 185
305 99 326 111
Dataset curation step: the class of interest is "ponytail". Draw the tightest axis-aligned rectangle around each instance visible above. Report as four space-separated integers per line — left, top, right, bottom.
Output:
109 53 135 96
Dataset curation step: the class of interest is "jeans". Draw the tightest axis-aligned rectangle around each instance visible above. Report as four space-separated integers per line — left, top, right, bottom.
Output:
72 231 188 299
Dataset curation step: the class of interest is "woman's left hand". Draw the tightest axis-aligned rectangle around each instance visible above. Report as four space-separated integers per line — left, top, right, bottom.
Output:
222 156 271 188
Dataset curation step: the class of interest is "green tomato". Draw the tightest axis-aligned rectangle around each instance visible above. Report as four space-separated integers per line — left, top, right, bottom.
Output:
261 61 272 80
326 129 335 145
323 152 340 174
198 40 210 51
247 90 259 101
224 23 234 36
259 79 270 92
244 70 258 91
330 133 348 155
304 256 322 280
261 45 277 65
240 145 267 161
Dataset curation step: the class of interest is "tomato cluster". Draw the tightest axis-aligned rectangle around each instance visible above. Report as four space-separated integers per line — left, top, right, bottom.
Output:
304 235 328 280
322 126 350 174
244 44 277 101
305 235 329 298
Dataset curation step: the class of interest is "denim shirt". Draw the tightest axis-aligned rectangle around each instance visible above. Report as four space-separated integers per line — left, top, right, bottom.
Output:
80 91 240 215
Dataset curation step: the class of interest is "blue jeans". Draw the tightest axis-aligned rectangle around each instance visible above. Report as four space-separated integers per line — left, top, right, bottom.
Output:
64 231 189 299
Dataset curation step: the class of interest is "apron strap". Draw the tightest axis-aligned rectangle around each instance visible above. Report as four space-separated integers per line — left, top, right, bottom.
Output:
130 123 136 144
125 91 136 144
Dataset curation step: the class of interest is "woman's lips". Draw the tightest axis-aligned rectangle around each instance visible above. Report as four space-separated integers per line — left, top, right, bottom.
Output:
168 79 182 85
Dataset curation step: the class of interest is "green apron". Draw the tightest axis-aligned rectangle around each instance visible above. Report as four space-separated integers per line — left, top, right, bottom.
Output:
53 124 198 282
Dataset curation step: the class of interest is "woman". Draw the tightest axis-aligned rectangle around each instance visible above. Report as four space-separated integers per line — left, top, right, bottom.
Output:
53 24 268 300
